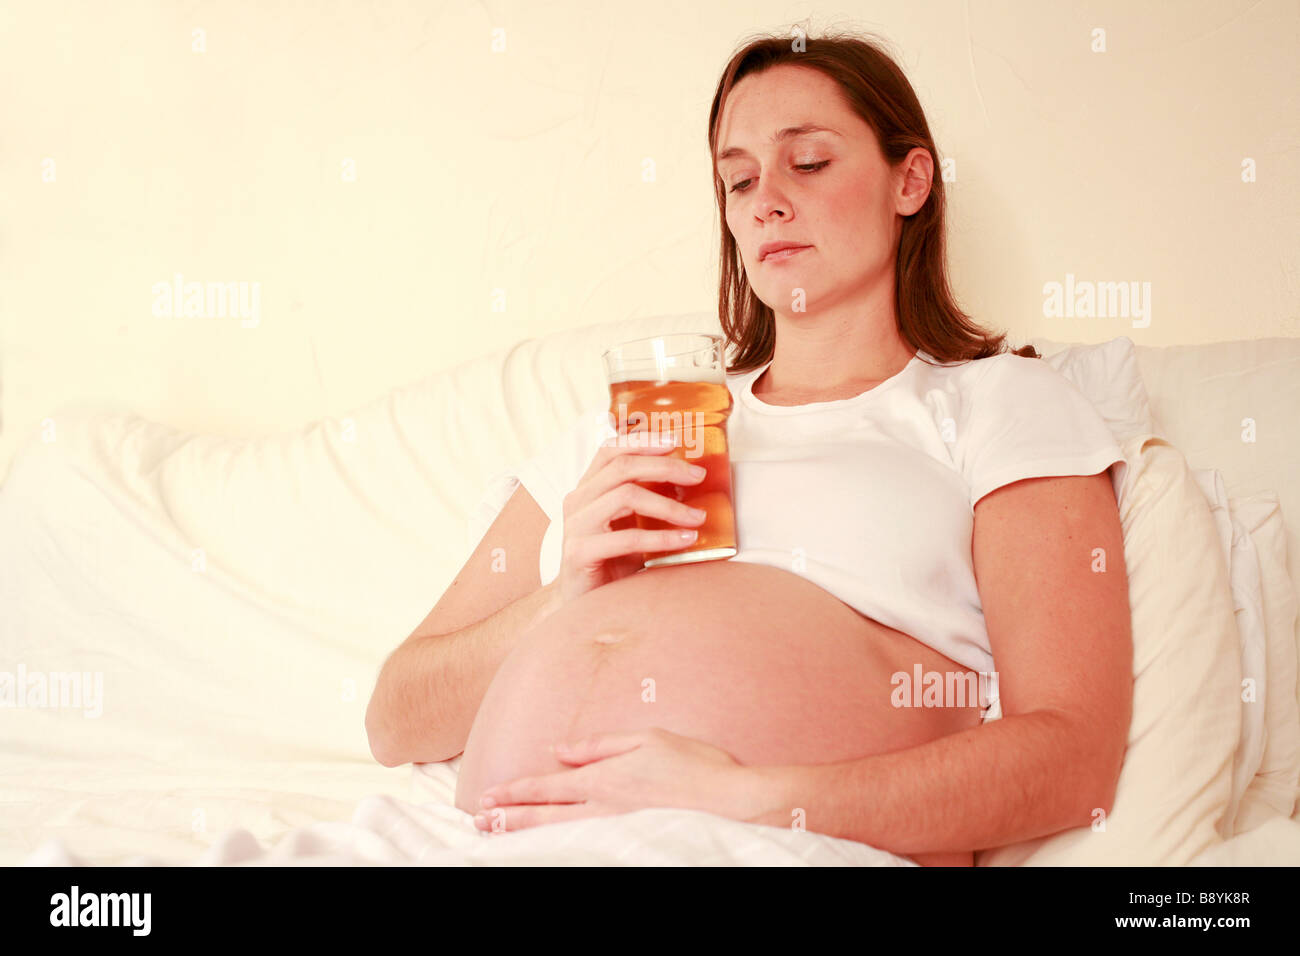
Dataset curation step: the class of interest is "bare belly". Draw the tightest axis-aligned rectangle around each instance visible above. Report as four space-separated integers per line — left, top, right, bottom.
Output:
454 560 983 865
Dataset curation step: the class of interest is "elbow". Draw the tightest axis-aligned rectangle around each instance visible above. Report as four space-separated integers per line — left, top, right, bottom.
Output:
367 731 405 769
1091 743 1127 822
364 646 461 767
364 694 407 768
1070 725 1129 829
365 688 451 768
367 730 407 769
1082 772 1119 827
1089 689 1133 824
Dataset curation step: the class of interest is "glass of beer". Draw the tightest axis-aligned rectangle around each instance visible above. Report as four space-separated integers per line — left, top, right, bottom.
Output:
601 332 738 568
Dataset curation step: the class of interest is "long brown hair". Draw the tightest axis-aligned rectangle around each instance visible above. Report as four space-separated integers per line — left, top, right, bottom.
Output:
708 27 1039 372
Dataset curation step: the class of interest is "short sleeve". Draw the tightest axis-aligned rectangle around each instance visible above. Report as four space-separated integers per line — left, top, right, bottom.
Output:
959 354 1126 511
465 401 616 584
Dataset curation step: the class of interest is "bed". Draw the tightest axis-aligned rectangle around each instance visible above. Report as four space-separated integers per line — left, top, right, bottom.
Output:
3 311 1299 866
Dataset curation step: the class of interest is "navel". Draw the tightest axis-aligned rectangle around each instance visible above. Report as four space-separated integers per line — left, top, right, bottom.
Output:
591 627 634 646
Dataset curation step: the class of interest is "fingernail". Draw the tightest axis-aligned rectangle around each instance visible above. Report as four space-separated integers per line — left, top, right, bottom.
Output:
679 529 698 540
688 464 707 477
479 795 496 809
473 813 486 828
654 432 679 446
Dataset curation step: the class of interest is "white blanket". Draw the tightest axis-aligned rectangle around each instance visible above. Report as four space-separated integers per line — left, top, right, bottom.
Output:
19 762 917 867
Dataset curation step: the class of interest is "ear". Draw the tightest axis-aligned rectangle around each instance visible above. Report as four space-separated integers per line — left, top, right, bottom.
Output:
895 147 934 216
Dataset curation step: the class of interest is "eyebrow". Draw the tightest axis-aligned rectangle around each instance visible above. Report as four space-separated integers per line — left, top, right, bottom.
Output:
715 124 842 163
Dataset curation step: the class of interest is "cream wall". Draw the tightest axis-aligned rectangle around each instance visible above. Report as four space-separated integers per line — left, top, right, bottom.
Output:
2 0 1296 480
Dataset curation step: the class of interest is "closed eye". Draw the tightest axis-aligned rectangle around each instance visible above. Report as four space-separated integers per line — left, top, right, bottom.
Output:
729 161 830 194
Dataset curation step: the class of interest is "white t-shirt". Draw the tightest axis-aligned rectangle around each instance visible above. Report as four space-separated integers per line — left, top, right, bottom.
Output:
469 348 1126 678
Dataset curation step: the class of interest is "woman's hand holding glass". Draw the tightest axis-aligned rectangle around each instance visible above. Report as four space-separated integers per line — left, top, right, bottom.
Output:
555 427 708 607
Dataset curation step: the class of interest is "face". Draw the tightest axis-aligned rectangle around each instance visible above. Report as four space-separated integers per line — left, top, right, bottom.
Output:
714 64 931 317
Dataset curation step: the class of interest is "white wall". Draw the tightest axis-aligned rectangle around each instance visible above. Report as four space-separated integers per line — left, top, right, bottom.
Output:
2 0 1296 479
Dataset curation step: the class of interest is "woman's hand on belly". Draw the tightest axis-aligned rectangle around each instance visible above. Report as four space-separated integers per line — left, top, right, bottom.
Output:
472 727 762 833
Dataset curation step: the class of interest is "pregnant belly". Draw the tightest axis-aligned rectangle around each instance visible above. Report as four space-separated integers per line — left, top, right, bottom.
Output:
454 560 984 865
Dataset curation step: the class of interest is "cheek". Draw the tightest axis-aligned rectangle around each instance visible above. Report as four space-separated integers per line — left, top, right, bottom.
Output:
825 175 880 225
724 209 748 264
827 180 895 251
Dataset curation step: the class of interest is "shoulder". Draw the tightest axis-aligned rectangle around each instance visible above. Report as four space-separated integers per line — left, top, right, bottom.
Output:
950 352 1103 434
970 350 1047 379
960 351 1078 403
913 351 1032 405
725 363 765 392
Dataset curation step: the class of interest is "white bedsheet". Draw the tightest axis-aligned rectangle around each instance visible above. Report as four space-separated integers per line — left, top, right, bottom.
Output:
20 754 1300 866
23 801 918 867
17 760 917 867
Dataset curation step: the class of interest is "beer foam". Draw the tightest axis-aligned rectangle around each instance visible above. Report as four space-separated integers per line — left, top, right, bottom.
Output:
607 364 726 386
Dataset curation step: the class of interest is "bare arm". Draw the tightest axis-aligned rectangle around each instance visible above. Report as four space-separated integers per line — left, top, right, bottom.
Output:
366 579 561 766
746 709 1099 853
744 472 1133 853
366 483 557 767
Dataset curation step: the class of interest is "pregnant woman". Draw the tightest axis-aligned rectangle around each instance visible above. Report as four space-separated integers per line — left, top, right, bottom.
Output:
366 30 1134 867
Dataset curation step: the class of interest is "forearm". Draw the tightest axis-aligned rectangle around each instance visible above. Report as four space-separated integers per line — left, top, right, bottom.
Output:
366 580 562 766
745 711 1106 855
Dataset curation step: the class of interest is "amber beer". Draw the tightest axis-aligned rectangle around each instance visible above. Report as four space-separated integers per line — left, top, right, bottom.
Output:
602 334 738 568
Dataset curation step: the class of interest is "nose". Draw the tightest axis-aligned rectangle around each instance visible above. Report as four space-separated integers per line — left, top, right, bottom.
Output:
751 178 790 223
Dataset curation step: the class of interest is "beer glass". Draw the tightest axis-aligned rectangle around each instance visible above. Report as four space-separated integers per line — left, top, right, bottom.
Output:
601 333 738 568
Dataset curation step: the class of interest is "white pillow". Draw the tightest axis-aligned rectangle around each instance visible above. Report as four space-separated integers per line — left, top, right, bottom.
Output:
1230 493 1300 829
1030 335 1157 442
1192 468 1269 836
976 432 1241 865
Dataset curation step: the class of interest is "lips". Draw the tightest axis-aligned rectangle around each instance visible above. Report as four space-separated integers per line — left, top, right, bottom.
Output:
758 241 811 261
762 245 809 262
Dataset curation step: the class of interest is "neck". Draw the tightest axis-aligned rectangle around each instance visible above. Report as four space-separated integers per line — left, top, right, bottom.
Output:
752 324 916 402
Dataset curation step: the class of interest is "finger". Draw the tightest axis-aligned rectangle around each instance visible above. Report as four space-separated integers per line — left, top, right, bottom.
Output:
587 428 679 477
553 731 649 766
481 767 593 807
475 802 608 833
576 481 707 537
566 524 700 567
568 432 700 513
